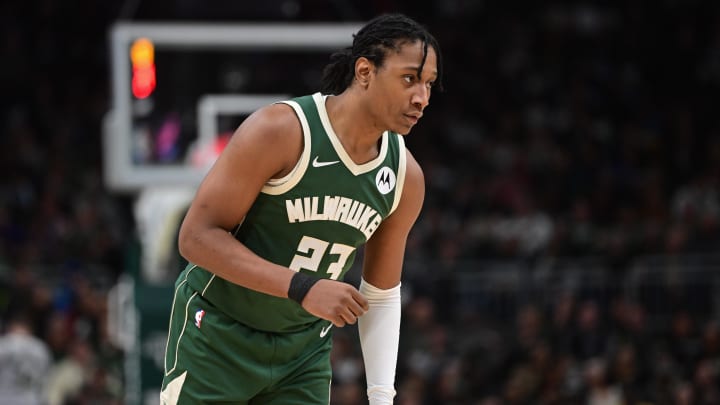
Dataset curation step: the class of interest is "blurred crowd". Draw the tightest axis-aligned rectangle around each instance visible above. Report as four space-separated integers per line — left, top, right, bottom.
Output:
1 0 719 404
330 292 720 405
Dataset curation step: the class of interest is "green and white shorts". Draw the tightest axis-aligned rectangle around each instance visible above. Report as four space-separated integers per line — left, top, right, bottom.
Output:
161 281 333 404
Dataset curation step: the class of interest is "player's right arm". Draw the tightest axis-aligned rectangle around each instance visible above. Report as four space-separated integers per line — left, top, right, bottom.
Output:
177 103 367 327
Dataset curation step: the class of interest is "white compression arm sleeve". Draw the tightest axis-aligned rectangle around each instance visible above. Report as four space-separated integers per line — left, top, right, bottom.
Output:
358 278 401 404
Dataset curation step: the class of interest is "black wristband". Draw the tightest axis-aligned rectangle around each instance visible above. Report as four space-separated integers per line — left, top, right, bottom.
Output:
288 272 321 305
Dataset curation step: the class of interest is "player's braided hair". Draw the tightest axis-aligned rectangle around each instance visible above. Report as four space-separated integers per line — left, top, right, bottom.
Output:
320 13 443 95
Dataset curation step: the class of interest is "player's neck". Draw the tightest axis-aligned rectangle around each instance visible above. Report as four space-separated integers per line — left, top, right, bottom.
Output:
325 91 384 161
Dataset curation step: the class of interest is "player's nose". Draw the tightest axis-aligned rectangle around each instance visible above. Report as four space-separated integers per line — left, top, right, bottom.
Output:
411 85 430 110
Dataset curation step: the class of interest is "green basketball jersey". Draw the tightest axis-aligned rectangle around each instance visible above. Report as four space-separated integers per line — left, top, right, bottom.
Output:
184 92 407 333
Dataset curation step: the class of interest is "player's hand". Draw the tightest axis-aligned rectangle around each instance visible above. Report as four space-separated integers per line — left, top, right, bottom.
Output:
301 279 369 327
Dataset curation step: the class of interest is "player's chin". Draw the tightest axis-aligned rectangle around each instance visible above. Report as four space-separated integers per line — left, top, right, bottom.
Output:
393 123 415 136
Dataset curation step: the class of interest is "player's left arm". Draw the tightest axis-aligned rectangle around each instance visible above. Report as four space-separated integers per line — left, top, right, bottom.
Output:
358 148 425 404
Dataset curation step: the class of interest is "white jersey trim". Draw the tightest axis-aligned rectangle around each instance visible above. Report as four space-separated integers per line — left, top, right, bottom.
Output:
313 92 389 176
261 100 311 195
389 135 407 216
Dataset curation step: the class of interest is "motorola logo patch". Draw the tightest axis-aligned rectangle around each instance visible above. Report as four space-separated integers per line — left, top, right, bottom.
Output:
375 166 396 195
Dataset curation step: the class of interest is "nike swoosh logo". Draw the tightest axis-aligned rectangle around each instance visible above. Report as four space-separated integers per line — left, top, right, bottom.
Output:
320 324 333 338
312 156 340 168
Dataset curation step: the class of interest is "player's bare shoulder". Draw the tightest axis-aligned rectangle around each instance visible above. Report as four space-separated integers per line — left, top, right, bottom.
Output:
232 102 302 148
225 102 304 179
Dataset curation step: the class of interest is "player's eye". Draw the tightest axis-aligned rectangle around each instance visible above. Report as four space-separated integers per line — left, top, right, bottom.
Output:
403 75 414 84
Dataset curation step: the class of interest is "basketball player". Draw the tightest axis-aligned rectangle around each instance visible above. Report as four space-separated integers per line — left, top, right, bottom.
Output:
161 13 442 404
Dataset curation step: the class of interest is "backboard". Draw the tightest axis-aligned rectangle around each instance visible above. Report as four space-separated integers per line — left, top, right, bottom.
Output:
103 22 362 192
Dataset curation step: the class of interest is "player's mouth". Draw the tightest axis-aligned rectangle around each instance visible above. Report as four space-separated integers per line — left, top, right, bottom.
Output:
404 113 421 125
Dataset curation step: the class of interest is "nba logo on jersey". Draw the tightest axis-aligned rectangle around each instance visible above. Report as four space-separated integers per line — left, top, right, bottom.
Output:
376 167 396 195
195 309 206 328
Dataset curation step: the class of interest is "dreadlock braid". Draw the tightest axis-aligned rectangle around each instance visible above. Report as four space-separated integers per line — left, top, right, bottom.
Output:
320 13 443 95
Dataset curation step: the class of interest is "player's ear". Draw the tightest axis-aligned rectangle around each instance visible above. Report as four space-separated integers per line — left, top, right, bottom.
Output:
354 57 373 89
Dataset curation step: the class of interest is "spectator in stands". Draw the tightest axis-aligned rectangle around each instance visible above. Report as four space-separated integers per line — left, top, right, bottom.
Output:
0 314 52 405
